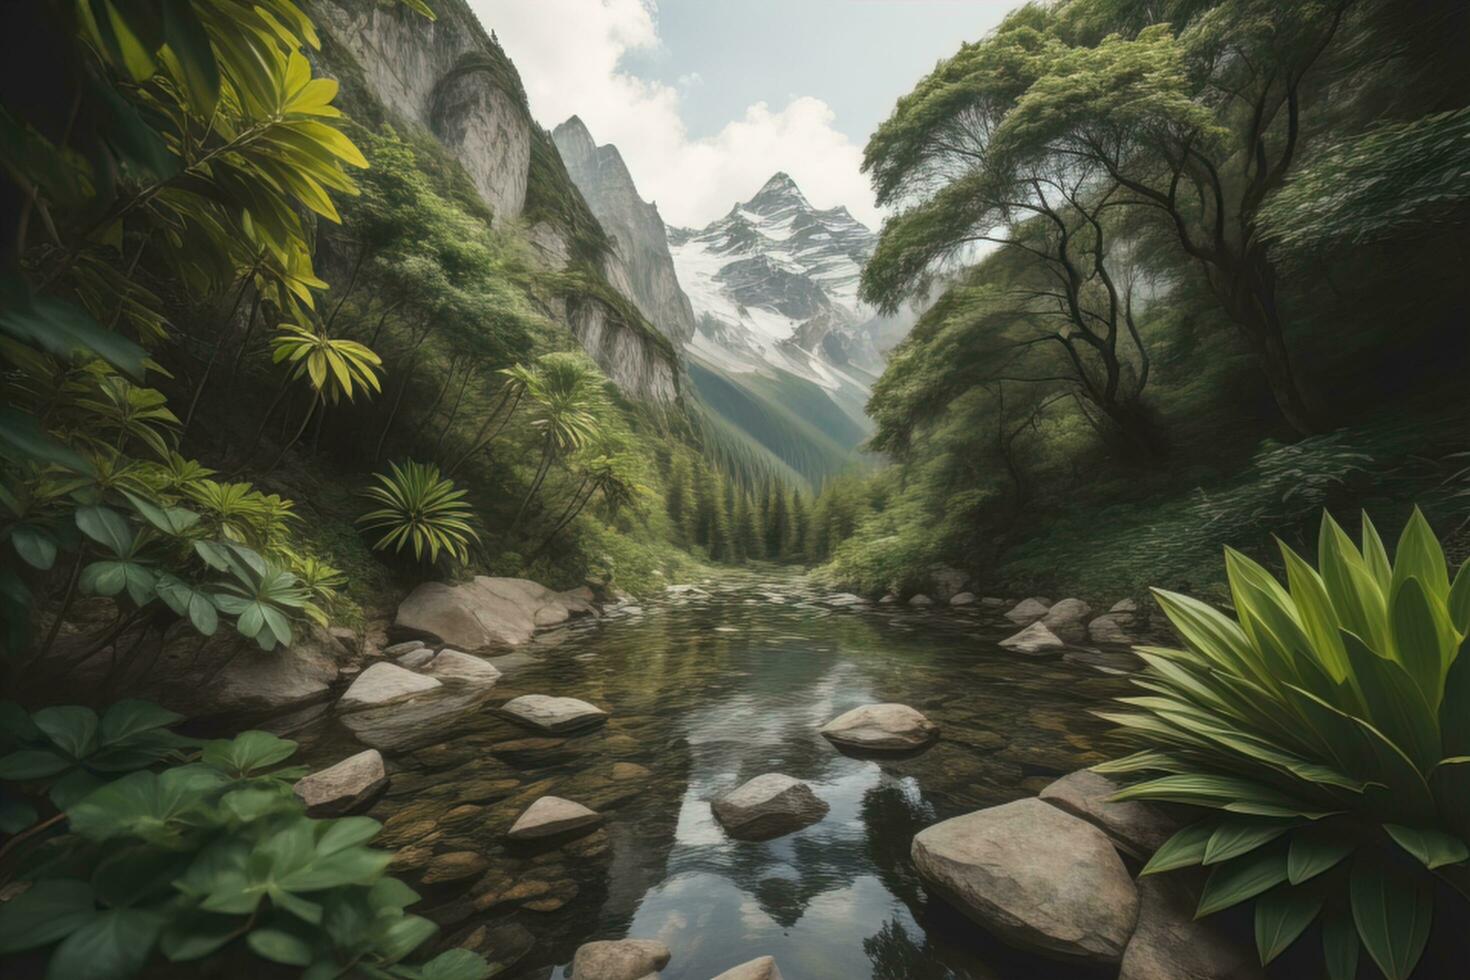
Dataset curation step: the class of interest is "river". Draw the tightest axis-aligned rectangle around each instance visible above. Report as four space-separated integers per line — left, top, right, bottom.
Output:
294 571 1135 979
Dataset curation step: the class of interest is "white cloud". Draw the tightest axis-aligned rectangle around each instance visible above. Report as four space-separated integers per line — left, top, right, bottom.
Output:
469 0 882 229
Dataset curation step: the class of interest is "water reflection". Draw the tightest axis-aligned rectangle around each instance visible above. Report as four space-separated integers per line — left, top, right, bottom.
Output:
296 572 1129 979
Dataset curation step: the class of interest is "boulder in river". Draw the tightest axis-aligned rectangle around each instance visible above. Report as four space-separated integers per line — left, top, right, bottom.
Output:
338 662 442 711
820 704 938 752
908 594 935 607
879 593 898 605
910 797 1138 965
710 956 784 980
571 938 672 980
418 648 502 686
950 592 977 606
822 592 868 607
394 576 593 650
1005 597 1052 625
1039 769 1179 859
382 639 426 658
508 795 602 840
1088 614 1136 646
501 694 609 733
998 621 1066 656
711 773 829 840
1120 875 1265 980
292 749 387 816
1041 598 1093 642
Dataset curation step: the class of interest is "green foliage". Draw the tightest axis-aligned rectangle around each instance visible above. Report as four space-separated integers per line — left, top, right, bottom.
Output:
0 705 488 980
358 461 480 566
1097 508 1470 979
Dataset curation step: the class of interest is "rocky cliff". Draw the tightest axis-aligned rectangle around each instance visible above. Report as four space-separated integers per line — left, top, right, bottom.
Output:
309 0 679 405
552 116 696 349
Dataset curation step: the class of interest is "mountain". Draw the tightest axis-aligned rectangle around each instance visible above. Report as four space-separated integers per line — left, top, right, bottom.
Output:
667 173 907 482
552 116 696 349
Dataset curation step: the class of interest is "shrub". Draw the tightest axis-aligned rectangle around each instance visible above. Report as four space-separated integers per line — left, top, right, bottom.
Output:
1098 508 1470 979
358 460 480 565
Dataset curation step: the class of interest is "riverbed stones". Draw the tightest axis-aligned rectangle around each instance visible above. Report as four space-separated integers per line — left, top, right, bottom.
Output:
908 594 935 607
949 592 977 606
1120 875 1265 980
338 662 442 710
710 956 784 980
292 749 387 816
711 773 829 840
500 694 609 733
998 621 1066 656
507 796 602 840
418 649 502 686
1088 614 1137 645
570 938 671 980
1041 598 1093 642
382 639 427 658
1005 597 1052 625
1039 769 1178 858
394 576 593 650
611 762 652 781
820 704 938 752
910 798 1138 965
421 850 489 885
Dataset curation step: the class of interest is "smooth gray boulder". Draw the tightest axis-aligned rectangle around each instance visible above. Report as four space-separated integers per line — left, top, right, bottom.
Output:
1120 875 1265 980
382 639 426 658
911 798 1138 965
338 662 441 711
950 592 977 606
1005 597 1052 625
501 694 608 733
507 796 601 840
710 957 784 980
908 594 935 607
395 577 593 650
571 938 671 980
712 773 828 841
292 749 387 816
419 649 502 686
1111 598 1140 615
820 704 938 752
980 597 1008 608
1041 598 1093 642
1040 770 1178 859
998 621 1066 656
878 593 898 605
1088 614 1136 646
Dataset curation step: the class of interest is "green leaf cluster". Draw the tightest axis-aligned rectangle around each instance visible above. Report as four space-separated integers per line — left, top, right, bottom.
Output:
1099 507 1470 979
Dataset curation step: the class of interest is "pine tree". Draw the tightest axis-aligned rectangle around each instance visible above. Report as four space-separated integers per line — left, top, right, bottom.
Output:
765 485 789 561
788 490 809 560
666 459 690 545
733 490 761 562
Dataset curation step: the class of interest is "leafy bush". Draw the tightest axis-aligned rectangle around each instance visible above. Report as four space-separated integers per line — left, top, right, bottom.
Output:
358 461 480 565
0 702 487 980
1098 508 1470 979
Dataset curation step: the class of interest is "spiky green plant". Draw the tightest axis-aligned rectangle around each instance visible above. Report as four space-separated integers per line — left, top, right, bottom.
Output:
1099 508 1470 979
357 461 479 565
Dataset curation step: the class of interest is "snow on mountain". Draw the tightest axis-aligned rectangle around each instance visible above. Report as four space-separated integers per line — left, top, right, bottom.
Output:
668 172 895 435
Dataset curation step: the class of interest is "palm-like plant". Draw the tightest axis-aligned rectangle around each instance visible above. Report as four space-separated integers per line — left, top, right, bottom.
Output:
271 324 384 405
512 354 606 526
357 460 479 565
1099 508 1470 980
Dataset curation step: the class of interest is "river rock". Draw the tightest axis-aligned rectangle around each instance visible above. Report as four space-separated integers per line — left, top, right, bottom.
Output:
507 796 602 840
1111 597 1140 614
879 593 898 605
419 649 503 686
382 639 427 658
711 773 829 840
571 938 671 980
998 621 1066 656
1120 875 1264 980
1041 598 1093 642
908 594 935 607
292 749 387 816
981 596 1008 608
338 662 442 711
911 798 1138 965
710 957 784 980
1088 614 1136 645
394 576 593 650
1039 770 1178 859
950 592 977 606
823 592 868 607
421 850 489 885
501 694 609 733
820 704 938 752
1005 597 1052 625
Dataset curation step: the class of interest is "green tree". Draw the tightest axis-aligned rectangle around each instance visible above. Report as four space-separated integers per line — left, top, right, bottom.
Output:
665 458 692 546
732 489 762 562
788 489 809 560
765 485 790 561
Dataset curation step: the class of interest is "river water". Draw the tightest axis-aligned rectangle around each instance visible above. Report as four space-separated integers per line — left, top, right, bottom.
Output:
298 572 1135 979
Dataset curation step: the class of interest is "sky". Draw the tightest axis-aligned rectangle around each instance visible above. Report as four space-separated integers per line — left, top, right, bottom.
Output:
470 0 1016 230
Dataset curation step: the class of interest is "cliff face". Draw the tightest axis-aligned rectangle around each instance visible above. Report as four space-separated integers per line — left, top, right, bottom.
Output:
552 116 696 349
309 0 679 405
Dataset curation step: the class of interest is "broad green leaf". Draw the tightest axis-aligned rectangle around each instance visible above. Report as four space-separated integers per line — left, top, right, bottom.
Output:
1323 907 1361 980
201 731 297 776
1387 576 1452 706
1196 843 1289 917
1382 823 1469 869
44 907 163 980
1391 508 1450 603
158 914 241 962
11 525 58 570
318 816 382 856
1203 819 1296 865
1447 559 1470 633
1288 825 1355 884
419 948 493 980
1350 855 1432 980
1340 630 1440 773
1254 885 1322 964
74 505 133 556
0 879 97 954
49 768 106 810
98 700 183 746
1443 635 1470 756
0 748 71 779
377 913 437 962
1361 512 1393 593
246 927 313 966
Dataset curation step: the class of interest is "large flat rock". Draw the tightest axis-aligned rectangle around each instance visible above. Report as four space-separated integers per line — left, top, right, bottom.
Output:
1039 769 1178 858
293 749 387 816
338 662 441 711
711 773 828 841
395 576 593 650
501 694 609 733
571 938 671 980
911 797 1138 965
820 704 938 752
1005 597 1052 625
1120 875 1265 980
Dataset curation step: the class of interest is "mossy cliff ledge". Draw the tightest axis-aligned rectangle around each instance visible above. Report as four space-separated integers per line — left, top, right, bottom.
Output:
310 0 680 404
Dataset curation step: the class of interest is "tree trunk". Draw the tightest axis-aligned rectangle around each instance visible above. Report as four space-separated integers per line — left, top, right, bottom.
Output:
264 392 322 473
183 281 255 436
